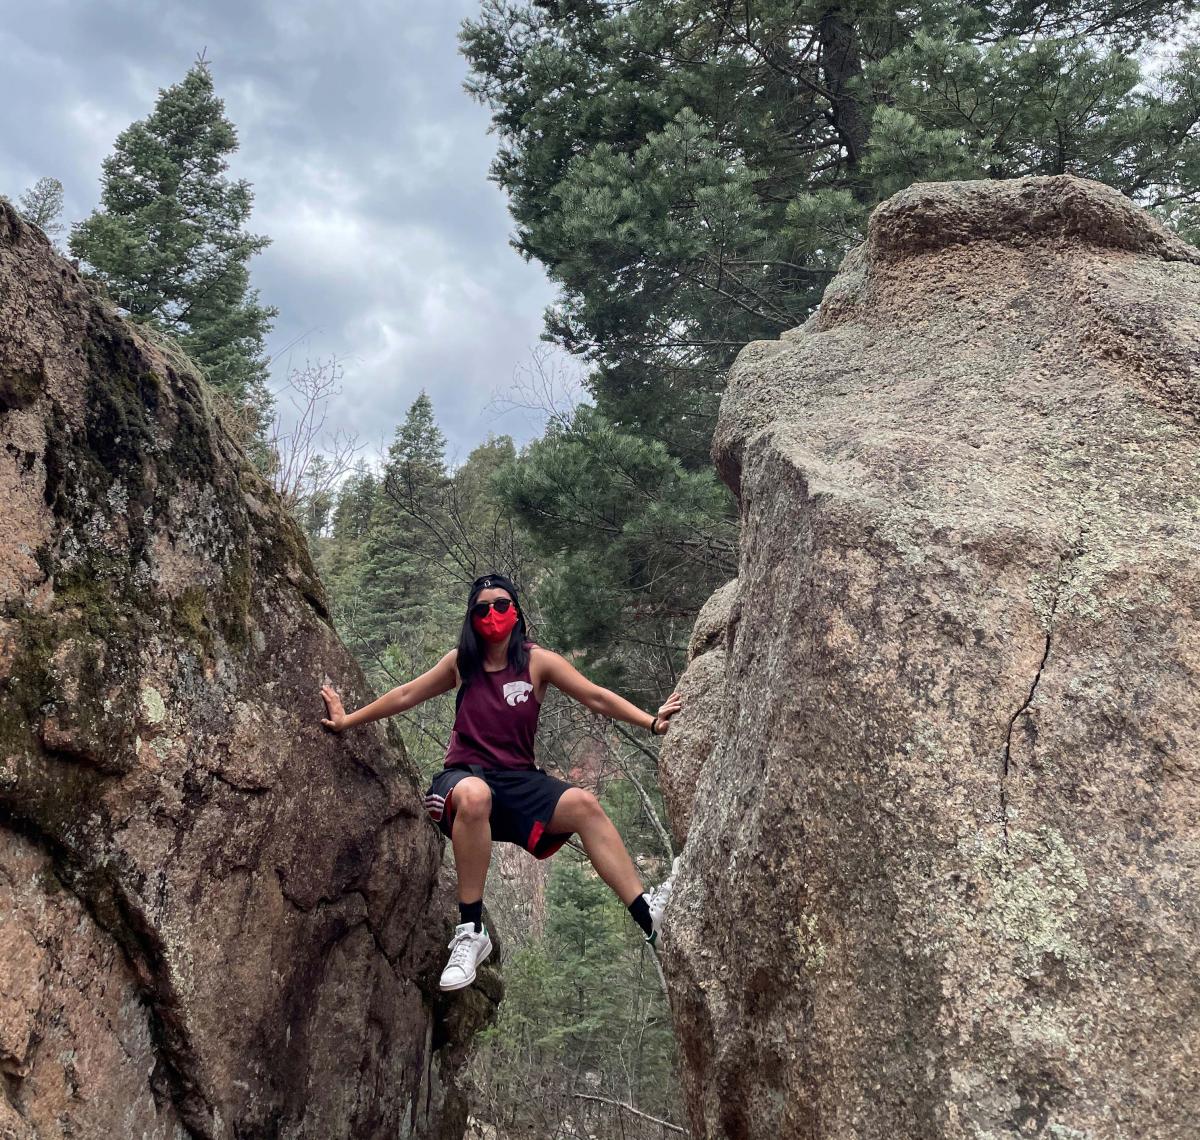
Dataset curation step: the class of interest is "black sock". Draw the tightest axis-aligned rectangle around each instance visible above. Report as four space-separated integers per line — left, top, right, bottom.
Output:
459 899 483 933
627 893 652 937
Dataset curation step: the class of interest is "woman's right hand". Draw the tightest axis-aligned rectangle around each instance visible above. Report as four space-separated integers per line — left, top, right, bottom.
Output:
320 684 347 732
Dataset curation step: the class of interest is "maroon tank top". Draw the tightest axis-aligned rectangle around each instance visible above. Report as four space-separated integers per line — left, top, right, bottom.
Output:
443 640 541 771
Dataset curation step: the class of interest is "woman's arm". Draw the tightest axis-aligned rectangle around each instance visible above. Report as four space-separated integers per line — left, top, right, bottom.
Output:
321 649 458 731
539 648 682 733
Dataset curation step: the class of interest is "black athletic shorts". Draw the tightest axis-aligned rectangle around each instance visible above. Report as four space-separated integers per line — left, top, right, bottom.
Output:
423 764 577 860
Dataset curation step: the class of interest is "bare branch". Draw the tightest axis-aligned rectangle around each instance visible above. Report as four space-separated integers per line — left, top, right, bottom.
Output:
266 354 364 511
571 1093 686 1134
485 342 591 432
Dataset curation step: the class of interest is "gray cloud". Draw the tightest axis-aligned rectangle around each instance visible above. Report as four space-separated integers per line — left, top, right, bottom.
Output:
0 0 579 468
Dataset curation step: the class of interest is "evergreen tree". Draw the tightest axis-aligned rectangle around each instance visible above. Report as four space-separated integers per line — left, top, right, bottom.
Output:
450 432 536 587
462 1 1200 461
331 460 380 549
316 459 379 600
17 176 64 238
298 454 334 543
471 850 681 1133
461 0 1200 694
356 391 452 663
493 402 735 693
69 56 277 443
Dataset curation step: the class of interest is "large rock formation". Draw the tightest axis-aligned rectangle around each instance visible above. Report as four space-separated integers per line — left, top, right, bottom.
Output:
0 202 497 1139
659 175 1200 1139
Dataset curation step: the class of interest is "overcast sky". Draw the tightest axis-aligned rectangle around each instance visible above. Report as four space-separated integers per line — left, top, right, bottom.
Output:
0 0 583 470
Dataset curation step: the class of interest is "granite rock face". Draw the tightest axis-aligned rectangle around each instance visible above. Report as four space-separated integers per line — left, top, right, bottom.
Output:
659 175 1200 1139
656 580 738 846
0 202 496 1139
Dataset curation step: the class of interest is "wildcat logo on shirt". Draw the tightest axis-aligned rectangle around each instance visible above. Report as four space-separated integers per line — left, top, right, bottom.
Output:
503 681 533 706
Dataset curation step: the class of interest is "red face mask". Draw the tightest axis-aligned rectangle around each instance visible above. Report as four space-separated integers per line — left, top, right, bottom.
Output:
472 605 519 643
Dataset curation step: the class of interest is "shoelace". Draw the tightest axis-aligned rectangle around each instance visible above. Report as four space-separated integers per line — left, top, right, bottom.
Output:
648 857 681 915
648 879 672 912
447 931 476 968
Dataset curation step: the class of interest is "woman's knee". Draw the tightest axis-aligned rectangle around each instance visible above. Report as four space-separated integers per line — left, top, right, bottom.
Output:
558 788 606 829
453 778 491 821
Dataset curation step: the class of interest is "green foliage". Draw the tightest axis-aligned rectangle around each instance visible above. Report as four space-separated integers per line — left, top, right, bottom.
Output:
68 57 277 446
308 394 683 1126
599 768 669 862
17 176 65 237
461 1 1200 705
297 454 335 542
463 0 1200 447
311 458 377 616
492 401 735 692
353 390 452 659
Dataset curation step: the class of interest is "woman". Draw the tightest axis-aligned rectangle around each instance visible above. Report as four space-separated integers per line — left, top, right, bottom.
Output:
318 572 684 991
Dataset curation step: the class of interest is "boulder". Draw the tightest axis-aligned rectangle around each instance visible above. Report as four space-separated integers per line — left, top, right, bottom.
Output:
659 175 1200 1139
658 579 739 846
0 202 497 1139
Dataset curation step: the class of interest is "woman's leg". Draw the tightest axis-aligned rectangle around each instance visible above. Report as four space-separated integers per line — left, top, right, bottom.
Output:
548 788 644 904
450 777 493 904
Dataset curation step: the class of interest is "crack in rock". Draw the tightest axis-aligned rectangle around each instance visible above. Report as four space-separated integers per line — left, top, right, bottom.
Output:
1000 625 1054 850
999 530 1085 850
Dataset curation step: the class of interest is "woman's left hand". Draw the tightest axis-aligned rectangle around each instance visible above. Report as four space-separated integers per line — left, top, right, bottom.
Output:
655 690 684 734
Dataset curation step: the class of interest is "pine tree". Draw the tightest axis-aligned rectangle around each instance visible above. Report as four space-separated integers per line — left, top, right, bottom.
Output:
333 461 380 546
69 55 277 442
313 461 378 647
356 391 452 662
492 402 736 693
472 850 682 1132
451 433 532 583
17 177 65 238
461 0 1200 693
298 454 334 543
462 2 1200 461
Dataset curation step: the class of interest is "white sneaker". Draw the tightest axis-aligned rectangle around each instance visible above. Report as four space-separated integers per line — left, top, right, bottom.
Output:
439 922 493 991
643 856 680 948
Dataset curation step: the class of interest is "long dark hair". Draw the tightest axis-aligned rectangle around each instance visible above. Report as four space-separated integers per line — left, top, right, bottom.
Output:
455 571 534 690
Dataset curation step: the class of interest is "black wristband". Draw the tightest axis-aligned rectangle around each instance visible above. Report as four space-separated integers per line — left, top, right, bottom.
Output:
649 716 659 735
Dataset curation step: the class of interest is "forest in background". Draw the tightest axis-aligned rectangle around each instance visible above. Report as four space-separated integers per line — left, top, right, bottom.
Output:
301 389 684 1134
11 1 1200 1135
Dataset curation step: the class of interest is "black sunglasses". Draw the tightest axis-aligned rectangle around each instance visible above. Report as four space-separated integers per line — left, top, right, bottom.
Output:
471 598 516 619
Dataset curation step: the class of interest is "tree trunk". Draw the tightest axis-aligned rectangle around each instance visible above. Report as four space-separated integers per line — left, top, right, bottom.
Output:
818 6 874 199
